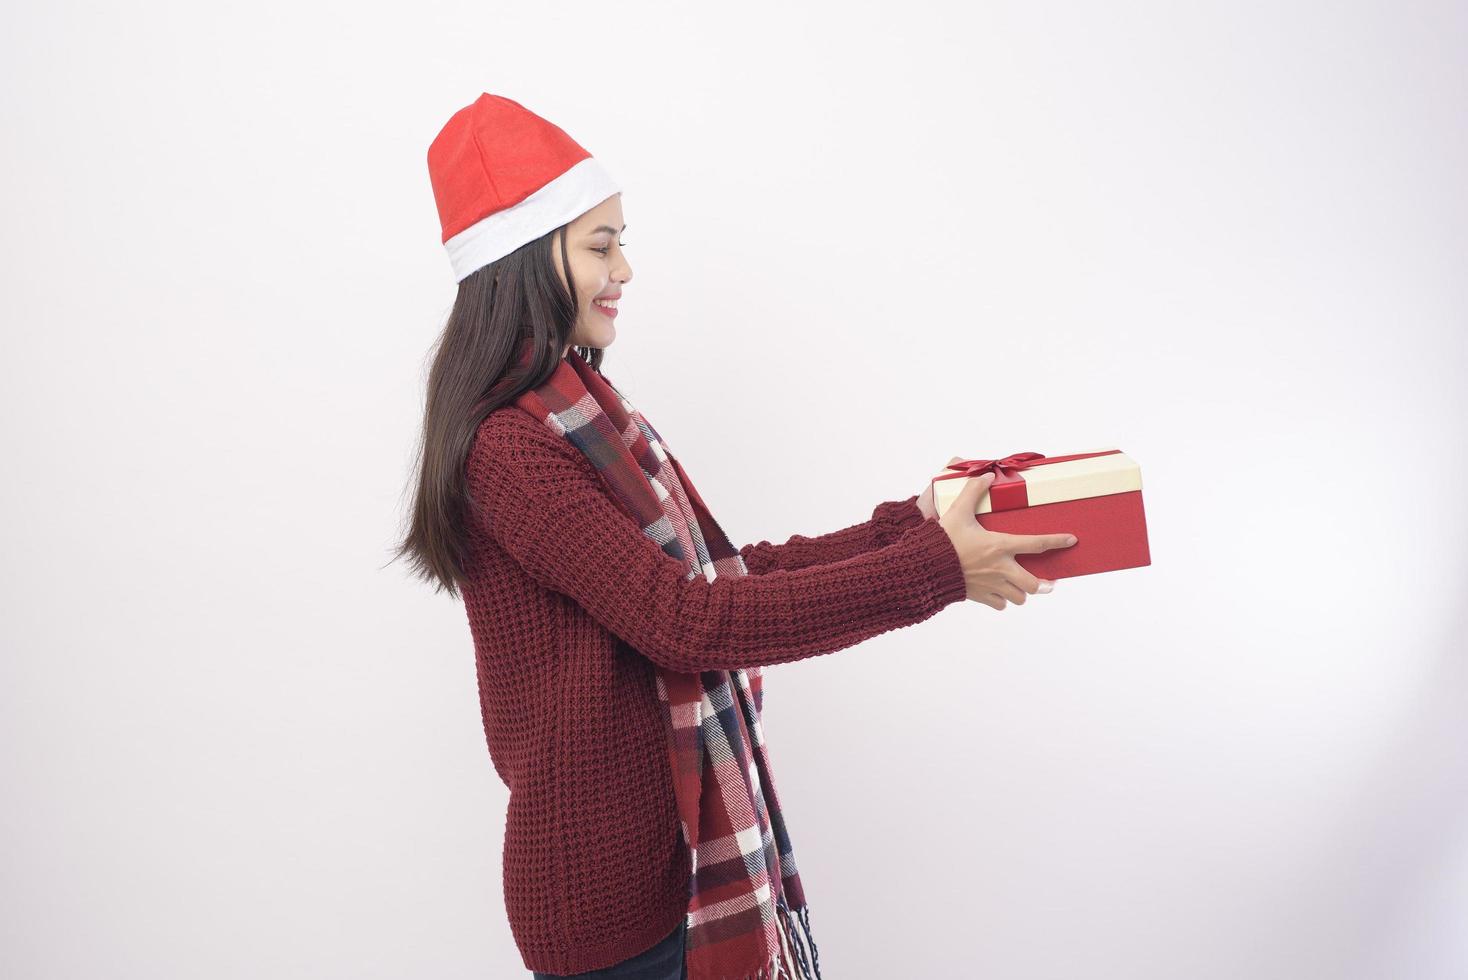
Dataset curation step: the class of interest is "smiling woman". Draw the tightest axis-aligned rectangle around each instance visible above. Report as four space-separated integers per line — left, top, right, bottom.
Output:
396 92 972 980
400 91 635 601
399 93 718 978
551 201 632 358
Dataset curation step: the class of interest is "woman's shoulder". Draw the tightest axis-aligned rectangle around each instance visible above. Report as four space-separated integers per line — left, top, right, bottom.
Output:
474 403 533 436
473 404 559 451
469 404 597 481
466 405 612 540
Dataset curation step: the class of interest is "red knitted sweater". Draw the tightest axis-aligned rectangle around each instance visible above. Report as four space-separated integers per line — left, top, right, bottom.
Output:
461 406 969 974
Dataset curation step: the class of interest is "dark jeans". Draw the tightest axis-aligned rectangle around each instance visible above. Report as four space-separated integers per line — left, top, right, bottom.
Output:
531 919 686 980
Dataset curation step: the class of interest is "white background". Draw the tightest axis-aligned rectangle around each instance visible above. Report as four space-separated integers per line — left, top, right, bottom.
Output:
3 2 1465 978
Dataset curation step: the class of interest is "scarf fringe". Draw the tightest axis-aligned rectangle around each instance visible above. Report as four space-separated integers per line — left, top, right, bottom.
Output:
712 898 826 980
768 898 822 980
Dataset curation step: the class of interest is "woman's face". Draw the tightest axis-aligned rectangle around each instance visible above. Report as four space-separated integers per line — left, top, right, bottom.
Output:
555 193 632 356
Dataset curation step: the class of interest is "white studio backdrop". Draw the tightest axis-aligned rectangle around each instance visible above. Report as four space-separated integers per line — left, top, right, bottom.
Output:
2 2 1465 978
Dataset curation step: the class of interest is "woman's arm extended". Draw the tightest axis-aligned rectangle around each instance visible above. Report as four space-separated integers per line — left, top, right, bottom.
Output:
467 410 967 674
738 496 927 574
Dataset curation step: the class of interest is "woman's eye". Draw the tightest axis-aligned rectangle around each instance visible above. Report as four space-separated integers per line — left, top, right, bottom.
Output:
592 242 629 254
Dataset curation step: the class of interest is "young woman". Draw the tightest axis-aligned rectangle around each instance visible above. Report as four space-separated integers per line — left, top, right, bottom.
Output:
395 93 1073 980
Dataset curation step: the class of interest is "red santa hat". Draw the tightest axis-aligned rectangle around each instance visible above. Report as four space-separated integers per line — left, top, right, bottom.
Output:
427 93 621 283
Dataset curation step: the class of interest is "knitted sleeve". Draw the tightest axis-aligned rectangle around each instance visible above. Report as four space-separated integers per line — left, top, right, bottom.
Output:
737 495 928 574
467 411 968 674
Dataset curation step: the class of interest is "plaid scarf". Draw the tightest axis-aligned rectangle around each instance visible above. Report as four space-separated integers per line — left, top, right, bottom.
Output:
510 344 824 980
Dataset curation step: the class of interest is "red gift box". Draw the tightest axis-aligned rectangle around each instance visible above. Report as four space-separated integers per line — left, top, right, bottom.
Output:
930 448 1151 580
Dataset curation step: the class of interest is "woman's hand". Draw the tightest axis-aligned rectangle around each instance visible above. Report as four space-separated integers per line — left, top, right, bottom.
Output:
937 471 1077 610
915 455 963 521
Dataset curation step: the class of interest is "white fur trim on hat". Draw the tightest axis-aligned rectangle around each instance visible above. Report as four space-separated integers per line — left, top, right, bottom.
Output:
444 156 621 284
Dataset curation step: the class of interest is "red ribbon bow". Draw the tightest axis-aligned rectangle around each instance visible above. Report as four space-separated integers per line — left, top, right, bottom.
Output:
931 449 1121 512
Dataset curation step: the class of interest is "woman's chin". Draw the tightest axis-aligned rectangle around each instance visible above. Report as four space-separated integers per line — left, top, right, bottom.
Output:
572 315 616 349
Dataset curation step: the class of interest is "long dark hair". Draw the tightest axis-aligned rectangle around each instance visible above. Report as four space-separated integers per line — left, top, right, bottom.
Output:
390 223 604 598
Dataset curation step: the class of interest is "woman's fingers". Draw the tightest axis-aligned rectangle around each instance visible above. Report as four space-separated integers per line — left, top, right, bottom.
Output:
996 581 1027 605
972 562 1057 609
943 481 1064 608
955 472 996 512
1003 531 1079 555
1003 561 1053 596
